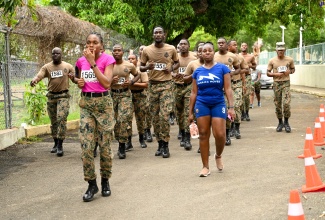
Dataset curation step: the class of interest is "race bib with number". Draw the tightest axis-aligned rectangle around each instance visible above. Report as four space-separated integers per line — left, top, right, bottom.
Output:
118 77 126 84
154 63 167 71
277 66 287 72
81 70 98 82
251 70 258 81
51 70 63 78
178 67 186 74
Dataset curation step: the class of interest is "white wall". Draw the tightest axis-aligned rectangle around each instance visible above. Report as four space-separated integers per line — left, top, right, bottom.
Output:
291 65 325 89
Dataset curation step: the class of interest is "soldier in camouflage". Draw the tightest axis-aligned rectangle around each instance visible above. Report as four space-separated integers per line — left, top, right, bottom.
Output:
30 47 74 157
267 42 295 133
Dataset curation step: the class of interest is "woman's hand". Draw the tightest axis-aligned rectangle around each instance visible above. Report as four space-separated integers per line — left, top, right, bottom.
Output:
188 113 194 124
83 48 95 65
228 108 236 120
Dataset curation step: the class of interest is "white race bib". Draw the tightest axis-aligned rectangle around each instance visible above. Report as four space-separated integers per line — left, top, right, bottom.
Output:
277 66 287 72
178 67 186 74
251 70 258 81
118 77 126 84
154 63 167 71
81 70 98 82
51 70 63 78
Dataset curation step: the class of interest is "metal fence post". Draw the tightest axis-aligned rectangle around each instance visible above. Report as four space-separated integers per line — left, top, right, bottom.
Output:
3 27 12 129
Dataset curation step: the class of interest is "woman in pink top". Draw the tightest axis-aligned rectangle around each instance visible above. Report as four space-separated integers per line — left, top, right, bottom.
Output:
74 32 116 202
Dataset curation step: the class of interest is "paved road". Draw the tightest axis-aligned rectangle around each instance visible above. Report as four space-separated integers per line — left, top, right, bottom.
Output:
1 89 325 220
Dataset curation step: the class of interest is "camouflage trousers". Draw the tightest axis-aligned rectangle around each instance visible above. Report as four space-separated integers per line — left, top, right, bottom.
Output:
79 94 115 181
273 80 291 119
46 92 70 140
252 81 261 94
242 75 252 112
132 90 147 134
144 89 152 129
112 90 133 143
174 83 191 132
148 81 174 142
232 81 243 123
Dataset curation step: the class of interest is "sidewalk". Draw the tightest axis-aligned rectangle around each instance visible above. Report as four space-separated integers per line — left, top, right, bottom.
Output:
291 84 325 97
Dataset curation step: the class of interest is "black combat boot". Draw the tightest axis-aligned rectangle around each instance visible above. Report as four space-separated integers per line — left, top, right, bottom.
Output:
83 179 99 202
229 123 235 137
51 138 58 153
276 118 284 132
284 118 291 133
184 132 192 150
146 129 153 142
155 140 164 156
56 139 64 157
225 129 231 146
180 129 185 147
241 111 246 121
246 111 250 121
93 142 98 158
234 123 241 139
162 141 170 158
117 142 126 159
177 129 182 140
101 177 111 197
139 134 147 148
125 136 134 152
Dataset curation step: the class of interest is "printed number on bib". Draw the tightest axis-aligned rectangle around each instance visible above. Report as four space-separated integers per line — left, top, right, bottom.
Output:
154 63 166 71
51 70 63 78
118 77 125 84
277 66 287 72
81 70 97 82
178 67 186 74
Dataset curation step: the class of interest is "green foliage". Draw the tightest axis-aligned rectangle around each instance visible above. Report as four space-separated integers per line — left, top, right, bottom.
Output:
23 81 47 125
188 27 217 51
49 0 144 41
16 0 325 49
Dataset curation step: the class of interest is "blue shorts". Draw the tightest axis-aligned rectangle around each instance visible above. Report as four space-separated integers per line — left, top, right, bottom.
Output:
195 102 227 119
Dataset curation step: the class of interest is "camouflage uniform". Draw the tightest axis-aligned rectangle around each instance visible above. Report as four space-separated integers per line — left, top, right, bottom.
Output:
111 89 133 143
174 84 191 132
144 89 152 129
273 80 291 118
46 91 70 140
79 94 115 181
132 90 147 134
148 81 174 142
232 81 243 123
242 75 252 112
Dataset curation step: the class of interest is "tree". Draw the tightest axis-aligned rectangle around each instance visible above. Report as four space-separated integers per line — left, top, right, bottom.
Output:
29 0 325 47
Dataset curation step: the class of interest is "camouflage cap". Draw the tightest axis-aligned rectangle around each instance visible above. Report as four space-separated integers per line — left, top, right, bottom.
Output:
276 42 286 50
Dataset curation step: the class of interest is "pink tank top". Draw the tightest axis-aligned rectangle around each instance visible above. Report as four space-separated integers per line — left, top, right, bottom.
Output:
76 53 115 92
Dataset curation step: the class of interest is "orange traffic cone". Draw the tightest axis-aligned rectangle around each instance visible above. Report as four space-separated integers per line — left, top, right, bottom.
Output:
302 148 325 193
313 117 325 146
287 189 305 220
319 106 325 137
298 127 322 159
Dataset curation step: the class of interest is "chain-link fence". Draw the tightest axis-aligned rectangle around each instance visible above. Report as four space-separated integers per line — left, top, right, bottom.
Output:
259 43 325 65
